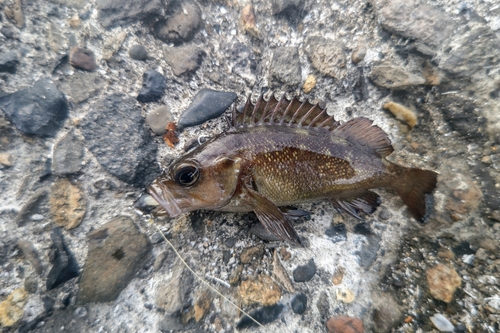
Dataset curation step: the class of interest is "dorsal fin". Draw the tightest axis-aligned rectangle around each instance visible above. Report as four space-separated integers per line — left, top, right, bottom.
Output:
231 94 339 131
333 117 394 158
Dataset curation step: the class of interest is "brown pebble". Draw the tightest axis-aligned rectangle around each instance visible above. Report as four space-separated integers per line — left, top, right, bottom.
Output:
326 315 364 333
404 316 413 323
437 248 455 260
69 47 97 71
49 178 87 229
426 263 461 303
193 290 212 322
238 274 281 306
279 247 291 261
351 45 366 64
0 153 13 167
240 4 259 38
302 75 317 93
69 15 81 28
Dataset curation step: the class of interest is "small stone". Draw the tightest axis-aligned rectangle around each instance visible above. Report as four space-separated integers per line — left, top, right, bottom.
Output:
430 313 455 332
302 75 316 93
137 70 167 103
229 265 243 286
370 63 425 89
305 36 346 80
0 77 68 137
293 259 316 282
193 291 212 322
273 250 295 293
96 0 163 28
163 44 204 76
445 181 482 221
236 304 284 329
270 47 301 87
336 288 355 303
52 130 85 175
378 206 392 220
24 276 37 293
351 45 366 64
154 0 201 44
356 235 380 268
332 266 345 285
3 0 24 28
271 0 302 15
0 288 28 327
291 293 307 314
15 190 48 226
353 222 372 235
326 316 364 333
146 106 172 135
0 51 19 74
0 153 13 167
240 245 264 264
17 240 43 275
63 71 105 104
129 45 148 60
325 223 347 243
238 274 281 306
49 178 86 229
69 15 81 28
372 292 403 332
69 47 97 71
46 227 80 290
102 31 127 60
383 101 417 128
78 216 152 303
426 263 461 303
1 26 15 39
240 3 259 38
177 88 237 130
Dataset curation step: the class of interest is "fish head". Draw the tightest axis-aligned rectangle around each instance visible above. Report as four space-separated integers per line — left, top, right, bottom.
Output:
147 154 241 218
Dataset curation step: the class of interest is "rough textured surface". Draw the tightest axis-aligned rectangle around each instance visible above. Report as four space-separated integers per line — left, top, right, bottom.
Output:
52 130 85 175
163 44 204 76
426 263 462 303
49 178 87 229
136 70 167 103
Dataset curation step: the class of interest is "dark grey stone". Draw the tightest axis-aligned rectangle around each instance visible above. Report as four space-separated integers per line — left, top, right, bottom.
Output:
236 303 284 329
356 236 380 268
1 26 15 39
293 259 316 282
137 70 167 103
0 51 19 73
129 44 148 60
96 0 163 28
46 228 80 290
15 190 48 226
325 223 347 243
52 130 84 175
291 293 307 314
0 77 68 137
80 93 160 187
372 292 403 333
271 0 302 14
270 47 301 87
177 88 237 130
17 240 43 275
250 222 283 241
353 223 372 235
78 216 152 303
154 0 201 44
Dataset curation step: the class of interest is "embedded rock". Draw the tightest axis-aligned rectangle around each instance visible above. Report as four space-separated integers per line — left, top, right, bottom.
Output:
0 51 19 74
46 228 80 290
97 0 163 28
305 36 346 80
137 70 167 103
293 259 316 282
52 130 85 175
154 0 201 44
49 178 86 230
163 44 204 76
270 47 301 87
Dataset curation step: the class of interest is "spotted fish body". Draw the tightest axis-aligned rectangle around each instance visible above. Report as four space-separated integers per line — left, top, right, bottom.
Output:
148 94 438 244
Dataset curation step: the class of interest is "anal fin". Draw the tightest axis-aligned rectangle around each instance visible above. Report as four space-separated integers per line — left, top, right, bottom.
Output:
331 190 381 220
242 186 302 245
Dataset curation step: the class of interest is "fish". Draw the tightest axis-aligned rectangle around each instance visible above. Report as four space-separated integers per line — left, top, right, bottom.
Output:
146 94 438 244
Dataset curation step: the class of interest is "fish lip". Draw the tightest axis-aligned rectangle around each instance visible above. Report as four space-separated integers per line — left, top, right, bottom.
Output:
146 181 183 218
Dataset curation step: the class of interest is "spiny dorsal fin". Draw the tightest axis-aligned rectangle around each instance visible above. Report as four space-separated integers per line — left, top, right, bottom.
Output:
232 94 339 131
333 117 394 158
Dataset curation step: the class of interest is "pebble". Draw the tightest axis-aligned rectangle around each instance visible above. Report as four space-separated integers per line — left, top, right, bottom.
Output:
238 274 281 306
163 44 204 76
52 130 85 175
305 36 346 79
177 88 237 130
291 293 307 314
249 222 283 241
240 3 259 38
293 258 316 282
154 0 201 44
156 259 193 313
137 70 167 103
96 0 163 28
0 77 69 137
81 94 160 187
353 222 372 235
102 31 127 60
0 288 28 327
128 44 148 60
271 0 302 15
64 71 105 104
146 106 172 135
302 75 316 93
240 245 264 264
336 288 355 303
372 292 403 332
326 315 364 333
270 46 301 87
49 178 86 229
24 276 37 293
17 240 43 275
193 291 212 322
0 51 19 74
15 190 48 226
1 26 15 39
383 101 417 128
3 0 24 28
445 180 482 221
426 263 461 303
370 63 425 89
332 266 345 285
78 216 152 303
430 313 455 332
356 235 380 268
69 15 81 28
69 47 97 71
351 45 366 64
46 227 80 290
236 303 284 329
0 153 13 167
325 223 347 243
272 250 295 293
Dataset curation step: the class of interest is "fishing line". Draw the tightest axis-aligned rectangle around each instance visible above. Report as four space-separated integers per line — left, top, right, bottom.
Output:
153 223 264 328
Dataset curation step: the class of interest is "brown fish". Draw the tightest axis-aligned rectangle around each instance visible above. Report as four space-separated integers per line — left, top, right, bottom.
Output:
147 94 438 244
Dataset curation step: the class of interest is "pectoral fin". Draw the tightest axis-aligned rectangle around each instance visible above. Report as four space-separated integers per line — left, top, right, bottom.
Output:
331 190 381 220
242 186 302 245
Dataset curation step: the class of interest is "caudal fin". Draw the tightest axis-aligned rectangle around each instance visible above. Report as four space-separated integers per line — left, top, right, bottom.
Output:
394 168 438 222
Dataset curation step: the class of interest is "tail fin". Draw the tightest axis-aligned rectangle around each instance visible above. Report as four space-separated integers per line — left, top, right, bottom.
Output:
394 168 438 222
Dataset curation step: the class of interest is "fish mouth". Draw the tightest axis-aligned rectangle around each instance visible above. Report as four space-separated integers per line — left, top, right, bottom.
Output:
147 181 183 218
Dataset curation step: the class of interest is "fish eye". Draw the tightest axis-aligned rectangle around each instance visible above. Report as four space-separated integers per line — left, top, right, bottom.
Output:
174 164 200 187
